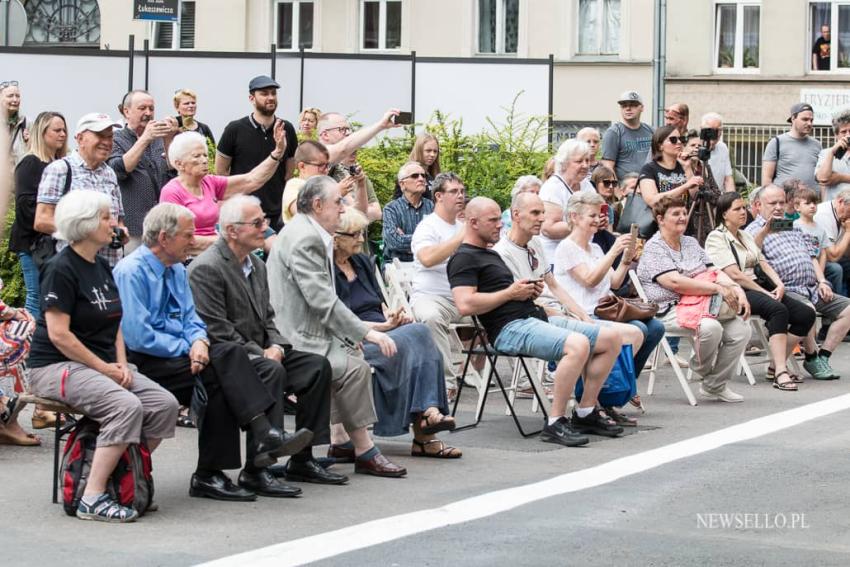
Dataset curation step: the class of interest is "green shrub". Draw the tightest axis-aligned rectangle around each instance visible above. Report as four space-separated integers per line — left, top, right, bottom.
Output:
0 206 25 307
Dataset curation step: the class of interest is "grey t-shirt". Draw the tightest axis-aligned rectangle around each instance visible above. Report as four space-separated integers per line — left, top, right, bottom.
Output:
708 140 733 189
762 133 822 190
602 121 654 180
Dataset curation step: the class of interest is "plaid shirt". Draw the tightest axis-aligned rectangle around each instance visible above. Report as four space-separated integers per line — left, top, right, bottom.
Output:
37 151 125 267
744 216 819 301
382 196 434 262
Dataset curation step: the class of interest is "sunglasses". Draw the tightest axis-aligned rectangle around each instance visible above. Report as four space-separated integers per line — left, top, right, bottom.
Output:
335 231 364 239
404 172 427 180
601 179 618 188
303 161 329 169
666 136 685 145
0 80 19 90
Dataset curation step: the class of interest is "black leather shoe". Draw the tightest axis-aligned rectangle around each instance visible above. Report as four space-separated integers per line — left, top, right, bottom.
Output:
189 472 256 502
238 468 302 498
253 427 314 468
539 416 589 447
284 458 349 485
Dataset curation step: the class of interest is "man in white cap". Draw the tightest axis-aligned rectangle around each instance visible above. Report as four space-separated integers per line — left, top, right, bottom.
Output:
600 90 654 180
34 112 129 267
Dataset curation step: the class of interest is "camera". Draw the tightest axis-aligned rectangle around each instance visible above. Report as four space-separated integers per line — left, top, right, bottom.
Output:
835 136 850 160
697 127 718 162
347 164 362 176
109 227 124 250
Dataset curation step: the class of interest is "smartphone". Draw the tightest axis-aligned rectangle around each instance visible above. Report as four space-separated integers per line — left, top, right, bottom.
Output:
393 111 413 125
627 223 639 258
770 218 794 232
600 203 610 217
708 293 723 317
529 266 553 283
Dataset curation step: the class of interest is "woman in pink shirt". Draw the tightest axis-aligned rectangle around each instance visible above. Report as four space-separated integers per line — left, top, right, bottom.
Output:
160 126 287 253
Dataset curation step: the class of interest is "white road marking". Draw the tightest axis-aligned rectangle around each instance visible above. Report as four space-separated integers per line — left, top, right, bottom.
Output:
198 393 850 567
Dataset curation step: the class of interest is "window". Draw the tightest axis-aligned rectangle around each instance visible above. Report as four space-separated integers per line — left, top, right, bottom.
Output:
578 0 620 55
361 0 401 50
153 1 195 50
23 0 101 47
809 2 850 71
276 1 314 50
714 2 760 70
478 0 518 54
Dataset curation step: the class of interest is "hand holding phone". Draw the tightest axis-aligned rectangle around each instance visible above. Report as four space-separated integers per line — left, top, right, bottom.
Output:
392 111 413 125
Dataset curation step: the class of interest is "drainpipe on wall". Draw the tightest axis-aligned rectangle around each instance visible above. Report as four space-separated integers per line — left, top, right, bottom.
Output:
652 0 667 127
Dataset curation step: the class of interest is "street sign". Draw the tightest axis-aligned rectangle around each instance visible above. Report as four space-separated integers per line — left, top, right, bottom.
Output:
133 0 179 22
801 88 850 125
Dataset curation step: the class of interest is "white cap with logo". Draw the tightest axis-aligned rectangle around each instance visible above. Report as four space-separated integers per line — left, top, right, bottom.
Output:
75 113 121 136
617 91 644 105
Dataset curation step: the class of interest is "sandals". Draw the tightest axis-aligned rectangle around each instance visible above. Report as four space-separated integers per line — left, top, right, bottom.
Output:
419 409 457 435
772 370 799 392
176 406 197 428
766 366 804 384
628 395 645 414
411 438 462 459
31 409 65 430
603 406 638 427
0 395 22 426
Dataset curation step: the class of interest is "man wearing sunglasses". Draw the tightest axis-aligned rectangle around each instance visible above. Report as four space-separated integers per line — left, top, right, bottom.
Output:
1 80 28 166
382 162 434 263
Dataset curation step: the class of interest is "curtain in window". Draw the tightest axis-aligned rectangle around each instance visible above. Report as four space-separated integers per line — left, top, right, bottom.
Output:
811 2 831 46
278 3 293 48
742 5 759 68
579 0 599 54
479 0 496 53
602 0 620 54
839 5 850 67
504 0 519 53
363 1 379 49
716 4 736 67
386 1 402 49
299 2 314 49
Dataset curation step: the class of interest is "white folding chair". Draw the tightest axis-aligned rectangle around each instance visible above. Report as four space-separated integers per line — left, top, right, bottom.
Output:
748 316 805 378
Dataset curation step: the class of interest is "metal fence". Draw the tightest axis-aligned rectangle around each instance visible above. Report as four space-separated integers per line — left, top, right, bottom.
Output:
725 124 835 187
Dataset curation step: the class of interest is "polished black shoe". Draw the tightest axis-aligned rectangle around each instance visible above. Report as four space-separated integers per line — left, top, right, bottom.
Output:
253 427 314 468
540 416 589 447
238 468 302 498
189 472 257 502
284 458 349 485
571 407 624 438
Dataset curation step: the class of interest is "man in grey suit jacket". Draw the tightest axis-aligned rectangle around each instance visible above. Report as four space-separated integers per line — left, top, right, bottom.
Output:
268 176 407 477
189 195 348 486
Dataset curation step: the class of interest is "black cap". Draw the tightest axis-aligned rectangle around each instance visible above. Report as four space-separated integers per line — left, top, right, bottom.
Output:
787 102 814 123
249 75 280 92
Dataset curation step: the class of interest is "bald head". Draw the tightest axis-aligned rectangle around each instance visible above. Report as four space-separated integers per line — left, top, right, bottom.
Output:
759 184 786 220
464 197 502 246
465 197 500 220
510 191 545 239
512 191 542 212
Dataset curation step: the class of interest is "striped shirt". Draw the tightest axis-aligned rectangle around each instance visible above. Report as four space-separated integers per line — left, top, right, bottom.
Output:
382 195 434 262
744 216 819 302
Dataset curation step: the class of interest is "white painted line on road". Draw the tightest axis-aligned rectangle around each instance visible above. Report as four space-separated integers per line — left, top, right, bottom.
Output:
198 393 850 567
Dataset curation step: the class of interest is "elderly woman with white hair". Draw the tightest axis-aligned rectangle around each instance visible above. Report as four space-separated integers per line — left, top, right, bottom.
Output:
26 190 179 522
539 138 596 263
159 128 287 253
500 174 542 237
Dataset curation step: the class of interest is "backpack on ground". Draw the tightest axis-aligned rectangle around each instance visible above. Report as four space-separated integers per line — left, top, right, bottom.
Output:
60 417 155 517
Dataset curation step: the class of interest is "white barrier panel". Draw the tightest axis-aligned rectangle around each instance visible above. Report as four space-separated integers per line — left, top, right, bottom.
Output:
415 61 549 142
273 55 304 122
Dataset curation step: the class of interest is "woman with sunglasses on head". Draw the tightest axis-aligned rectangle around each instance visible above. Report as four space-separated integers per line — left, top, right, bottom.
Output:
159 128 287 255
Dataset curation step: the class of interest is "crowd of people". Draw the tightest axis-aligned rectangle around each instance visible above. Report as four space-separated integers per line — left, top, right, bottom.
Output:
1 76 848 522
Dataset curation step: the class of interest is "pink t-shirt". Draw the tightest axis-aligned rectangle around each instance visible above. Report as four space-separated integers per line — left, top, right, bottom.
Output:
159 175 228 236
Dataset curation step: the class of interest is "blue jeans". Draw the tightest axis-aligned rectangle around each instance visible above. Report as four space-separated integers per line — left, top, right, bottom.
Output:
17 252 40 318
494 316 601 362
627 317 666 376
825 261 845 297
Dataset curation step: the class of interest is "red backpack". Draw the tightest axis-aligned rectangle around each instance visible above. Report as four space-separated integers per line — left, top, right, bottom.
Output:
61 418 155 517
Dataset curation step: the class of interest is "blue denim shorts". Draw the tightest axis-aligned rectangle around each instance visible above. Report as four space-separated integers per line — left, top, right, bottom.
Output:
493 316 601 362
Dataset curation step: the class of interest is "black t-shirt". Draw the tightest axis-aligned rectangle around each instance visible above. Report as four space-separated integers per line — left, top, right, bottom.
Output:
813 36 831 70
176 116 216 145
217 115 298 220
638 160 687 194
28 247 123 368
10 154 48 252
447 243 546 342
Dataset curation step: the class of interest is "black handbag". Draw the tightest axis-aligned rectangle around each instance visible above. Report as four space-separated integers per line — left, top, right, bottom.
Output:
30 234 58 271
616 187 656 239
728 239 776 292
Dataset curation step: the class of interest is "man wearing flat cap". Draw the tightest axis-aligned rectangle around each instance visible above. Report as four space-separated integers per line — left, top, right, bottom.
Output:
217 75 298 231
761 102 822 190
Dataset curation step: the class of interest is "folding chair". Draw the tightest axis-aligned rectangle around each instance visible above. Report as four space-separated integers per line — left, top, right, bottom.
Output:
450 316 548 437
748 315 805 378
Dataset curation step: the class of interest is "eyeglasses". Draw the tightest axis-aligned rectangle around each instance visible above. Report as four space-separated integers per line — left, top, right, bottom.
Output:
335 231 364 239
601 179 618 188
303 161 329 170
233 218 269 229
403 172 427 181
666 136 685 145
526 247 539 271
323 126 351 135
0 80 19 90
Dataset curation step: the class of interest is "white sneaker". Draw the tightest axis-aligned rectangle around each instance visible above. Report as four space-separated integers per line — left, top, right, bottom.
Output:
664 354 690 368
699 385 744 403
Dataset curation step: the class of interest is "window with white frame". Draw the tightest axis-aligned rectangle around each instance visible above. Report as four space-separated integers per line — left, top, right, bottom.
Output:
577 0 620 55
714 2 760 70
809 2 850 71
153 1 195 50
478 0 518 54
361 0 401 50
276 1 314 50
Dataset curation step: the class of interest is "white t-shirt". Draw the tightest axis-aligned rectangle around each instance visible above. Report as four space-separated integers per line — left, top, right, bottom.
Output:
708 140 733 189
815 148 850 200
813 199 843 247
410 212 463 302
538 174 596 261
492 235 559 308
553 238 611 315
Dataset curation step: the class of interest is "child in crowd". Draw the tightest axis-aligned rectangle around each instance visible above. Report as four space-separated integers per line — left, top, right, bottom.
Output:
793 186 828 272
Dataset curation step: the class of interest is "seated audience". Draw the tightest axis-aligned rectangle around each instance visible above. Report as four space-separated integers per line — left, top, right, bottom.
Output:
188 196 344 485
26 190 179 522
793 187 842 301
500 174 542 237
637 195 751 402
705 192 817 389
114 203 313 501
745 185 850 379
334 207 461 458
281 140 331 223
813 186 850 296
449 197 624 446
393 133 441 200
382 161 434 263
269 176 407 478
590 165 620 230
336 150 382 223
160 130 287 254
638 126 704 213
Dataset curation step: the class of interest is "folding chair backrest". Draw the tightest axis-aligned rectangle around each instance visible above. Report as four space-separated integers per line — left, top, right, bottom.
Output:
392 258 415 297
383 262 414 316
629 270 650 302
374 264 391 306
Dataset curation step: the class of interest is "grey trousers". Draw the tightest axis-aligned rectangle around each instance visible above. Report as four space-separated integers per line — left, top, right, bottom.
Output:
412 294 466 388
331 353 378 432
28 361 179 447
661 309 751 394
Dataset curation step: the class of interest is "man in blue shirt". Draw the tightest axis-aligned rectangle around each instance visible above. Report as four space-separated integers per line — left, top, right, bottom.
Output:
382 161 434 263
114 203 313 501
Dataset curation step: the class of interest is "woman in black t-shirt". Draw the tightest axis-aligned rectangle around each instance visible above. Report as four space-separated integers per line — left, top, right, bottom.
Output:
173 89 216 172
638 125 704 211
27 190 178 523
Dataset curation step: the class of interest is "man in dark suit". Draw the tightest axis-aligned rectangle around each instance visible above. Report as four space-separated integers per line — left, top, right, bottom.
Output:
188 195 346 485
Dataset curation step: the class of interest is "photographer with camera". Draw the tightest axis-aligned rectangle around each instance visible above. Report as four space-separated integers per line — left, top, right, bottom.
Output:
815 108 850 200
682 129 723 245
701 113 737 193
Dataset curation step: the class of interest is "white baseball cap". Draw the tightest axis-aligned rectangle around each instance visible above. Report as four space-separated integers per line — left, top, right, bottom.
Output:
617 91 644 105
75 112 121 136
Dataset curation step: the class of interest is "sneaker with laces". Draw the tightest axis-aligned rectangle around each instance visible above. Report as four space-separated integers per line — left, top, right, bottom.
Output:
540 416 589 447
820 356 840 379
571 407 624 437
699 385 744 403
804 356 837 380
77 493 138 523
